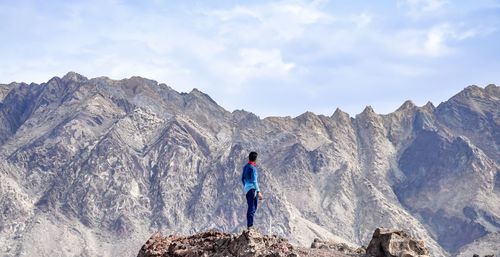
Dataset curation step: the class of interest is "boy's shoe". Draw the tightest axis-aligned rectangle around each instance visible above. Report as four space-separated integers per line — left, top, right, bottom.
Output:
246 226 259 233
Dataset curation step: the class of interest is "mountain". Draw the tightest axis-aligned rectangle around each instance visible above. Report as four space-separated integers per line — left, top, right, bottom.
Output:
0 72 498 257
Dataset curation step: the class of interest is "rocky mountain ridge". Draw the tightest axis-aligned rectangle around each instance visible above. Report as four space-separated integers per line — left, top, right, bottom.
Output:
0 72 498 257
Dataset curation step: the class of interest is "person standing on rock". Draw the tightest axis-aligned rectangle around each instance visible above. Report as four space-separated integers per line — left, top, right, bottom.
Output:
242 151 263 230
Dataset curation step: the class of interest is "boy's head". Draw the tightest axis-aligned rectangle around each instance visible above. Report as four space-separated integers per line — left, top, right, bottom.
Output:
249 152 258 162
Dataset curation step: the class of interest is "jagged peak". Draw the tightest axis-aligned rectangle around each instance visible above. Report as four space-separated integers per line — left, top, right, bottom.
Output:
464 84 482 91
446 84 499 103
158 83 173 91
294 111 319 121
422 101 435 111
302 111 317 116
485 84 498 94
231 109 247 115
190 88 203 94
118 76 159 88
485 83 497 89
332 107 347 116
458 85 485 97
187 88 219 106
47 76 62 84
332 108 350 121
232 109 260 120
188 88 209 98
62 71 88 82
361 105 376 115
396 100 417 112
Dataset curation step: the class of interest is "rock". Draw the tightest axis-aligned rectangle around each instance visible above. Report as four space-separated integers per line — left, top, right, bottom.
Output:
366 228 430 257
311 238 365 255
139 227 434 257
137 229 297 257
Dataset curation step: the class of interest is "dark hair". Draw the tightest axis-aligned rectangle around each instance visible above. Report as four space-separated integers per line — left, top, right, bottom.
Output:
249 152 258 162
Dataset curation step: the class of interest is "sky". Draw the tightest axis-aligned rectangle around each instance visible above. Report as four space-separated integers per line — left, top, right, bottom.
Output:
0 0 499 117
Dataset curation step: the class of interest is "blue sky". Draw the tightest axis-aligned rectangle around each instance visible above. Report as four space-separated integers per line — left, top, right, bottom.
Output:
1 0 499 117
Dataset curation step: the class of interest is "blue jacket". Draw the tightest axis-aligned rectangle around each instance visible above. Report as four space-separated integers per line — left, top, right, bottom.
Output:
242 162 260 194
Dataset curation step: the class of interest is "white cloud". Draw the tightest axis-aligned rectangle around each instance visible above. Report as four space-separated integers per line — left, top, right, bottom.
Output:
398 0 449 18
354 12 372 28
237 48 295 77
210 6 261 22
204 1 333 42
424 24 452 56
278 3 329 24
390 23 480 57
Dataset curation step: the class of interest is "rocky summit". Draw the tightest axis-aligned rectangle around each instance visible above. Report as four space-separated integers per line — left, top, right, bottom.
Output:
138 230 298 257
137 227 431 257
0 73 498 257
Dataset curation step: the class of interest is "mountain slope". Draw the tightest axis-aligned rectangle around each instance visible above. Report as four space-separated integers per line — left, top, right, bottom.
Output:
0 73 498 257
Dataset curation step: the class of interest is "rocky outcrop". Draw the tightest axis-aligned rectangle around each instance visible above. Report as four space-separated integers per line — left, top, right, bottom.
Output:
138 230 297 257
138 228 434 257
365 228 429 257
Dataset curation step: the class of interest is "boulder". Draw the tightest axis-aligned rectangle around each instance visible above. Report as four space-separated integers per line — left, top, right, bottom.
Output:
366 228 430 257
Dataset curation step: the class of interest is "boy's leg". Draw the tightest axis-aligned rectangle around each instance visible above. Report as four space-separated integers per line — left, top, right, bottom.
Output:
254 193 258 210
246 189 256 228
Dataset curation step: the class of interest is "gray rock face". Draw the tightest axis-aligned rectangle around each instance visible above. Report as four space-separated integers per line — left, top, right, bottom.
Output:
0 73 498 257
0 83 11 103
455 232 500 257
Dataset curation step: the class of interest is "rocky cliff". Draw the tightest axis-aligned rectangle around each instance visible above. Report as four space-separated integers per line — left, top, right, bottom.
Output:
0 72 498 257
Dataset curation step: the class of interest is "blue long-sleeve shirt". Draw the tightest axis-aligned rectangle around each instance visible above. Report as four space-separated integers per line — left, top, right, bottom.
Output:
241 162 260 194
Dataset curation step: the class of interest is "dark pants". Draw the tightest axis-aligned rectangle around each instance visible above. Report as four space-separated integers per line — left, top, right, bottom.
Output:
246 189 258 228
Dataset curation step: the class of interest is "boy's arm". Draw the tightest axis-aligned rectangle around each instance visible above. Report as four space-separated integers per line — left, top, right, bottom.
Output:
252 168 260 192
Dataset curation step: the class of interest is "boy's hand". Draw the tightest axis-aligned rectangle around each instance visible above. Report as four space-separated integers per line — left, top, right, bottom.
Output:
258 192 264 200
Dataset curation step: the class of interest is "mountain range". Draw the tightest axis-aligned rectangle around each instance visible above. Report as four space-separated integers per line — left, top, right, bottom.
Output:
0 72 498 257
